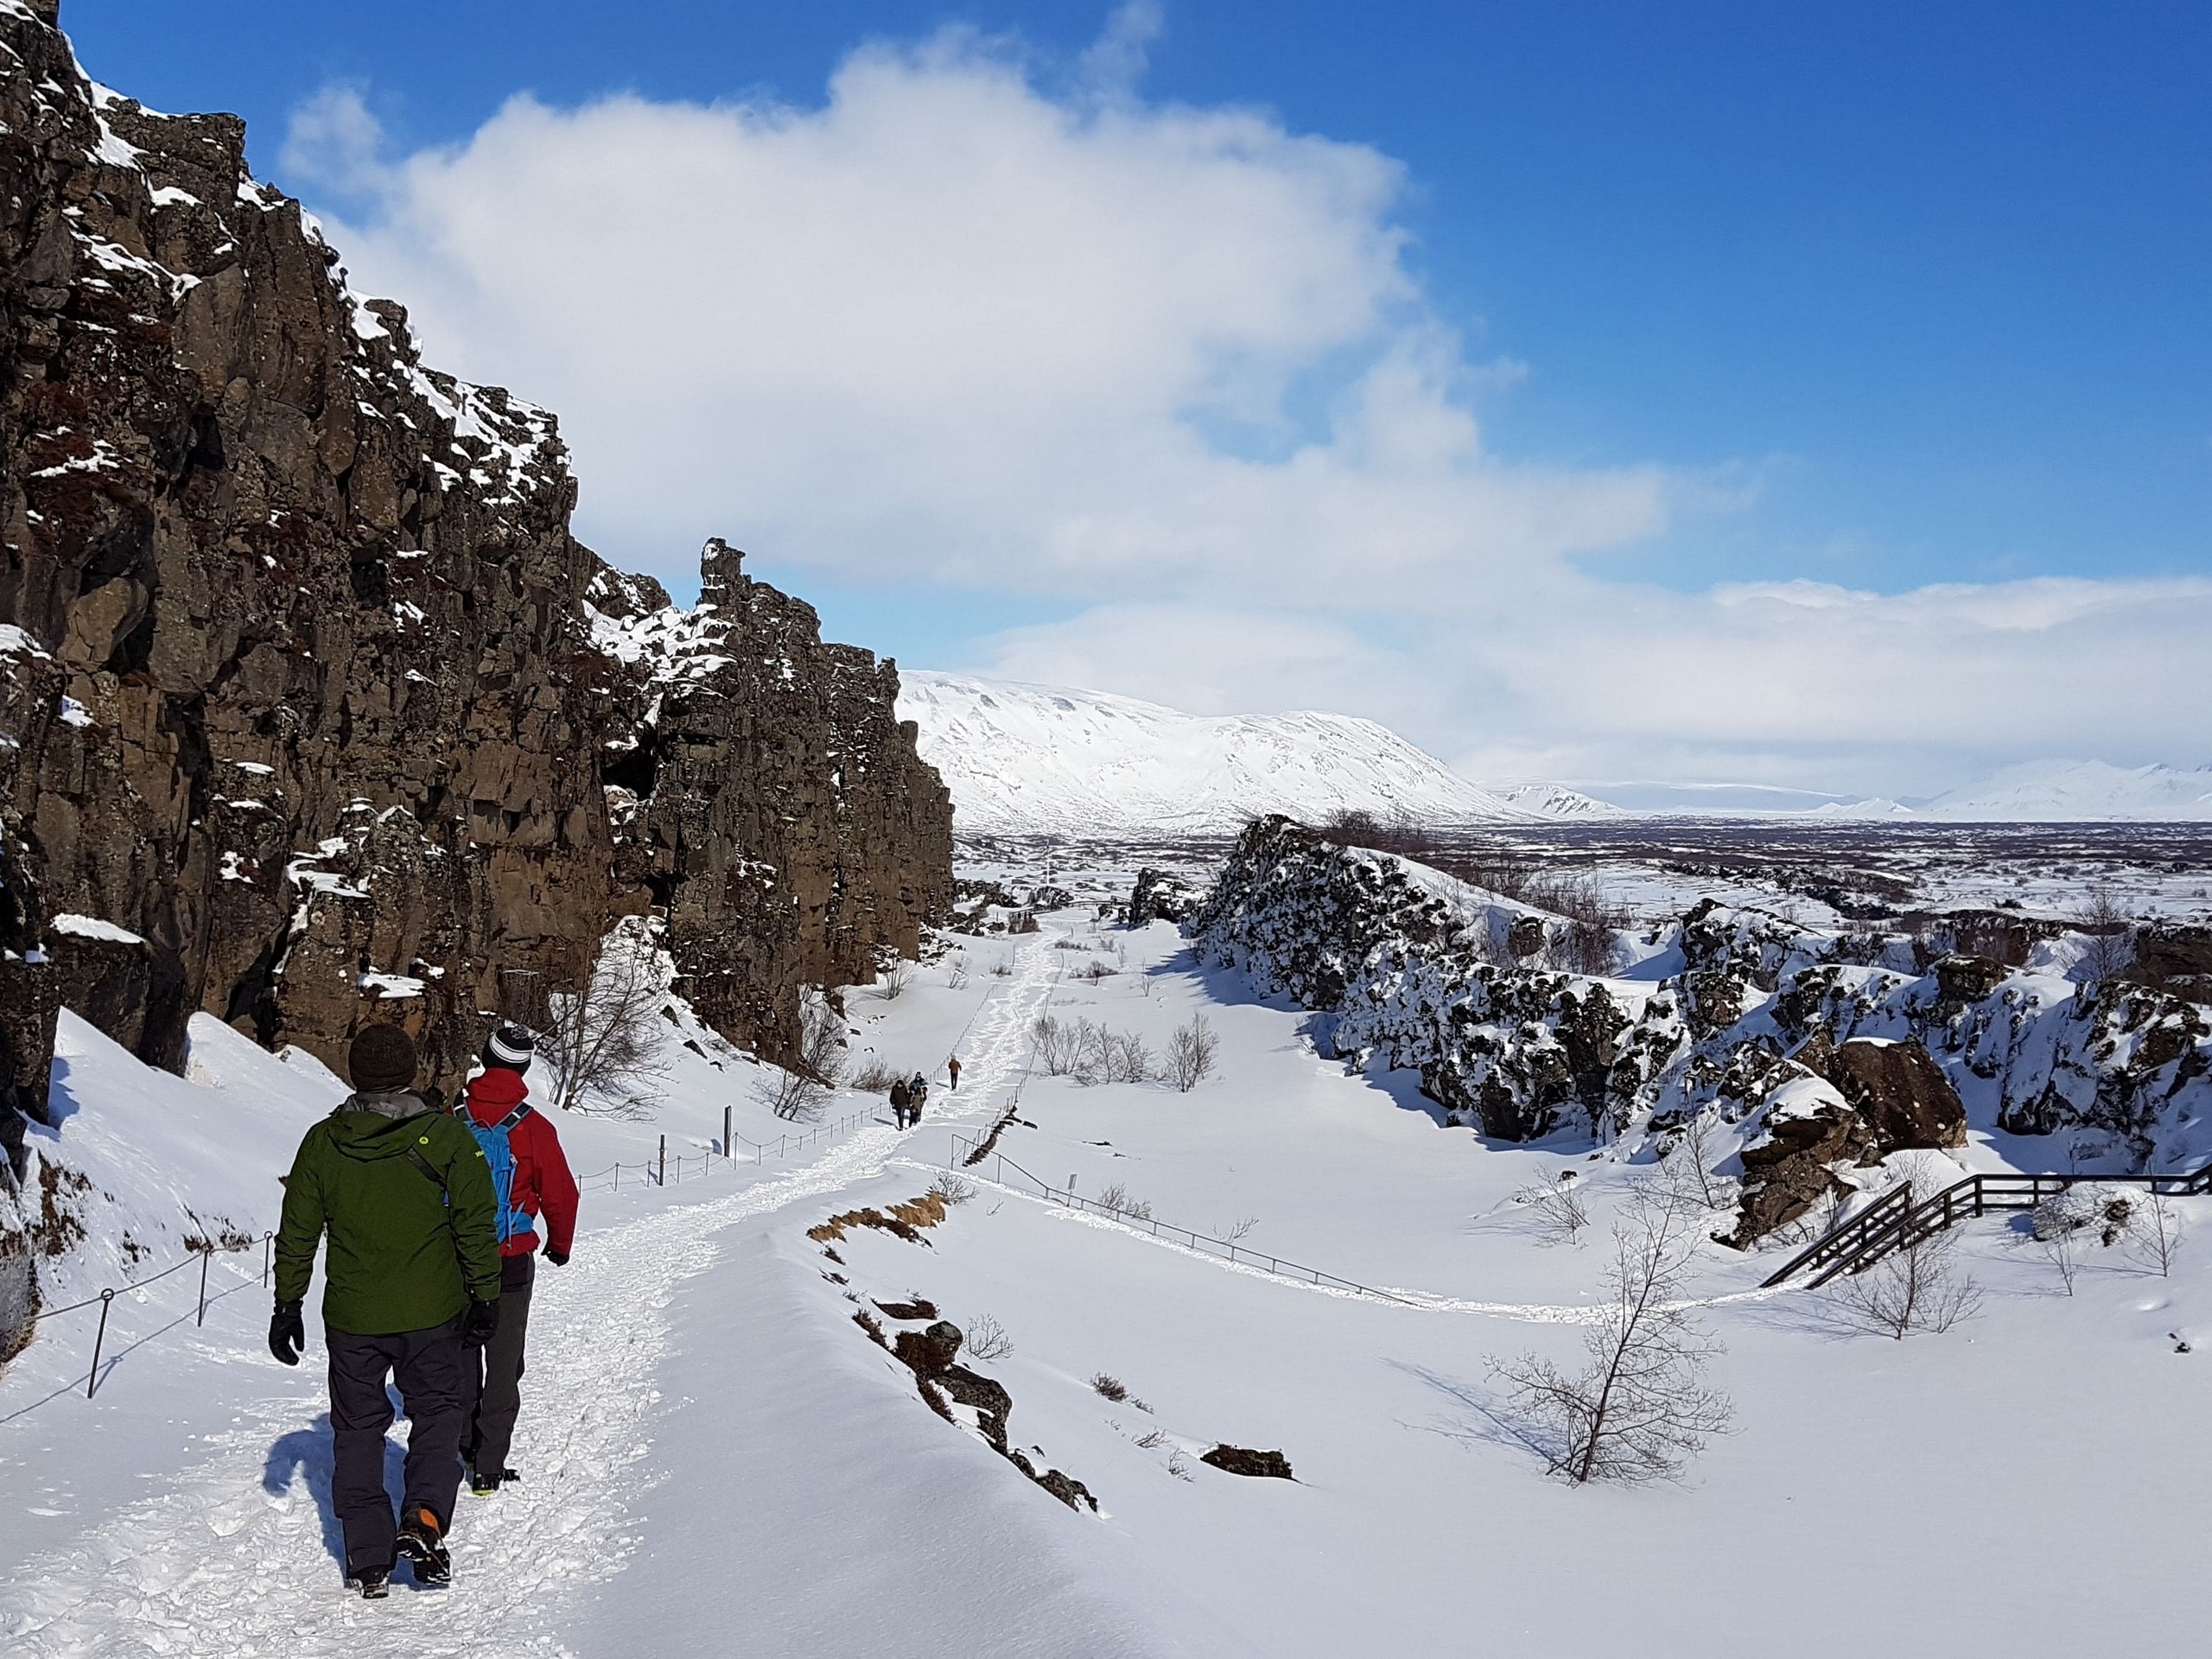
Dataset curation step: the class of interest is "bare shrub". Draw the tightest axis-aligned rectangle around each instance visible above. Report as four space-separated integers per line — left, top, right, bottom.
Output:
1033 1014 1079 1076
965 1313 1014 1360
849 1058 902 1094
543 919 673 1114
1090 1373 1129 1402
1831 1225 1982 1337
1096 1182 1154 1222
929 1172 977 1207
991 956 1014 978
1491 1198 1732 1484
1645 1113 1733 1213
1515 1174 1592 1245
945 955 970 990
1527 872 1626 976
874 957 914 1001
2041 1223 2081 1295
1079 958 1116 981
1166 1014 1218 1092
1224 1216 1261 1243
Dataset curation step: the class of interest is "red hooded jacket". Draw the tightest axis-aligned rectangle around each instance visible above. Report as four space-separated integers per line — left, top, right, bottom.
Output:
461 1068 580 1259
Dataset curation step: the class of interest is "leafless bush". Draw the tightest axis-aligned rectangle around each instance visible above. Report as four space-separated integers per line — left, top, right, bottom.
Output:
2076 885 2136 984
1491 1198 1732 1484
1090 1372 1129 1402
1224 1216 1260 1243
1528 872 1627 976
543 920 673 1114
1319 807 1442 864
1033 1014 1079 1076
2133 1187 2183 1277
929 1172 976 1207
1079 958 1116 981
945 955 970 990
1515 1174 1592 1245
874 957 914 1001
991 956 1014 978
849 1058 902 1093
1166 1014 1218 1092
1831 1225 1982 1337
2041 1222 2081 1295
1096 1182 1153 1222
965 1313 1014 1361
1650 1112 1732 1211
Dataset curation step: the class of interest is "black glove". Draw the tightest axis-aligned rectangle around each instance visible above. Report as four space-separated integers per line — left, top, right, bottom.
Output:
543 1245 569 1267
269 1300 305 1366
461 1299 500 1347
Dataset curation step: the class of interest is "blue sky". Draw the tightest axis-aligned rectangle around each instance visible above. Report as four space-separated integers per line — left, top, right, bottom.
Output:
64 1 2212 791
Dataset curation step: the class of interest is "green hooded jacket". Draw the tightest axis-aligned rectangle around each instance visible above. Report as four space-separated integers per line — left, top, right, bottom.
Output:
275 1092 502 1335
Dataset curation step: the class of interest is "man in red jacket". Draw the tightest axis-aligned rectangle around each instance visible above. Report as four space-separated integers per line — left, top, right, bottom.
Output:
454 1025 579 1496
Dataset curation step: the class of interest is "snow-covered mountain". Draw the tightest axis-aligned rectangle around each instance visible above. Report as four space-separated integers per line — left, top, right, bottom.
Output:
1919 760 2212 821
896 671 1541 834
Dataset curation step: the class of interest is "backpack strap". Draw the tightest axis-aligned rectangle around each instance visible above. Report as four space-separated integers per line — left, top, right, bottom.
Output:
402 1143 451 1206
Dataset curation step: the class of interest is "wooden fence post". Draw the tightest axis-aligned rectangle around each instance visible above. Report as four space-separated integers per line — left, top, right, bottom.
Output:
658 1135 666 1186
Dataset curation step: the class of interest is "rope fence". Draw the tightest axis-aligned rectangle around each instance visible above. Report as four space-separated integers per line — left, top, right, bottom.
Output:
946 1134 1421 1306
11 1230 276 1401
571 1105 887 1195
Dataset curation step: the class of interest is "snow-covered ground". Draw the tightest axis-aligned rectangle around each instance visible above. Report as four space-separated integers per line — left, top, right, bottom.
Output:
4 901 2210 1655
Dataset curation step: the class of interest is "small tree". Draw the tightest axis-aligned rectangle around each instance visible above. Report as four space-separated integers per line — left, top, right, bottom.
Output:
1491 1196 1732 1484
2077 886 2135 985
756 994 846 1122
543 921 672 1115
1167 1014 1218 1092
1032 1014 1079 1076
2133 1186 2183 1277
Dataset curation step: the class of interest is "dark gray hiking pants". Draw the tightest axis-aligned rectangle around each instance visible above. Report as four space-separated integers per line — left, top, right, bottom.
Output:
327 1319 466 1576
463 1253 535 1477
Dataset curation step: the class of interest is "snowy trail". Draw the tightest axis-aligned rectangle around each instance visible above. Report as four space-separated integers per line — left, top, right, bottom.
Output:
0 943 1059 1659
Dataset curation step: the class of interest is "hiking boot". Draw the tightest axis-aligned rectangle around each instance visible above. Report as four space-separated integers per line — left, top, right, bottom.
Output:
353 1567 390 1600
396 1508 451 1586
468 1465 521 1497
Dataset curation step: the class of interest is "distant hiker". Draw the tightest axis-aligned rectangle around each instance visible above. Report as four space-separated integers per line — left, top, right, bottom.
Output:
271 1024 500 1599
909 1072 930 1121
454 1025 579 1497
889 1076 912 1128
946 1055 961 1091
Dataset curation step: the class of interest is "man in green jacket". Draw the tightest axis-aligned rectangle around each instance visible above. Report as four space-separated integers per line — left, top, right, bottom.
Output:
271 1024 502 1599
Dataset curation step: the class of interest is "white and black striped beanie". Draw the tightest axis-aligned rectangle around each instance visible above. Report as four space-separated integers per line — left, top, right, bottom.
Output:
484 1023 535 1075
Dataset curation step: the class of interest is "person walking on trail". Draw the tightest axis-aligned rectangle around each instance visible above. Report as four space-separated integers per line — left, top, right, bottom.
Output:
270 1024 500 1600
454 1024 578 1497
909 1072 930 1122
946 1054 961 1091
889 1075 912 1129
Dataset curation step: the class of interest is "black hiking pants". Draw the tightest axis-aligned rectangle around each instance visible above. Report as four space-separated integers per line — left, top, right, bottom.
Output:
463 1253 536 1477
327 1318 466 1577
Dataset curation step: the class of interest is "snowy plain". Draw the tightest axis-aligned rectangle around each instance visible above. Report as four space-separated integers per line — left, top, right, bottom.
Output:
3 894 2210 1656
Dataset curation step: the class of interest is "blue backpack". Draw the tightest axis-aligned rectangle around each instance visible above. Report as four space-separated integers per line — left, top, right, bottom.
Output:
456 1101 536 1244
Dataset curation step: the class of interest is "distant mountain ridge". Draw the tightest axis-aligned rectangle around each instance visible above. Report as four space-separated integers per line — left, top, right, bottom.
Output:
896 673 1604 834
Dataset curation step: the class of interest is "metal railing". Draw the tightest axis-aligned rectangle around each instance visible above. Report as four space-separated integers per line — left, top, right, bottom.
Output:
1760 1160 2212 1288
948 1133 1419 1306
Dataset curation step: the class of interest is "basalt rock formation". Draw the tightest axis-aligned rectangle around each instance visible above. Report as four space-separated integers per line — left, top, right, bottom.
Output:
0 2 950 1109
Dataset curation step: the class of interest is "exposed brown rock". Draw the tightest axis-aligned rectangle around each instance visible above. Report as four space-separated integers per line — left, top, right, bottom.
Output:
1201 1445 1295 1480
1821 1039 1967 1151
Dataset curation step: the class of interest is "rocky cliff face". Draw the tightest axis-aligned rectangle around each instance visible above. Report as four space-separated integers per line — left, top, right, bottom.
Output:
0 1 950 1111
1188 817 2212 1247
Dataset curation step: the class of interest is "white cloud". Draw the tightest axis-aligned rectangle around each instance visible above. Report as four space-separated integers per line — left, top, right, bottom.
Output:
292 13 2212 796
